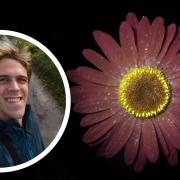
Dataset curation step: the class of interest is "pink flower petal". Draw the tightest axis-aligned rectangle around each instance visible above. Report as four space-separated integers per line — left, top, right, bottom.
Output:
152 119 169 156
142 120 159 163
71 84 118 103
80 106 120 127
145 17 165 66
133 135 147 173
96 129 115 156
66 70 92 85
119 21 138 66
156 116 178 166
126 12 139 30
167 71 180 80
158 116 180 150
137 16 151 65
73 98 119 113
124 119 141 165
166 103 180 130
83 114 120 143
96 113 127 156
162 53 180 79
171 90 180 105
158 23 176 62
76 66 119 86
82 49 120 78
93 30 131 70
90 128 113 148
103 117 136 158
162 27 180 64
166 142 178 166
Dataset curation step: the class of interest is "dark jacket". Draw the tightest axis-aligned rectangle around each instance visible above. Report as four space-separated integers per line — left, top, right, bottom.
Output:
0 104 44 167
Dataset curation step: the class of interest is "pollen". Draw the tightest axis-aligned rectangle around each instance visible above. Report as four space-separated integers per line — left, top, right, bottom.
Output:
118 67 171 119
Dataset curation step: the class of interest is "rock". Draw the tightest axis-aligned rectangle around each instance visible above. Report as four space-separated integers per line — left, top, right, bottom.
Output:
28 73 65 147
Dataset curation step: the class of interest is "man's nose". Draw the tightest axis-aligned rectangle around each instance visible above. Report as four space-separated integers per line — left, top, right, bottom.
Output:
8 80 20 91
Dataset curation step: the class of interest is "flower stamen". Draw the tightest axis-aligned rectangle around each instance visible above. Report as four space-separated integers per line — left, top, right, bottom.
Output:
118 67 171 119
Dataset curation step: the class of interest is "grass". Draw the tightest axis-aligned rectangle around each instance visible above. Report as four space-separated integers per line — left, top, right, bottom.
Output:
31 49 66 108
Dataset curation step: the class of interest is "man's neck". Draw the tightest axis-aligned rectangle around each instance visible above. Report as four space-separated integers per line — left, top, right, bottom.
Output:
0 116 23 127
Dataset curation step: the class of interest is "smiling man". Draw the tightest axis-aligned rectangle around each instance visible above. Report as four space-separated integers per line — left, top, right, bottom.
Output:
0 46 44 167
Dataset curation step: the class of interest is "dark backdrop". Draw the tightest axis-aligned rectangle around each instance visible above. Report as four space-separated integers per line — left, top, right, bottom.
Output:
0 0 180 179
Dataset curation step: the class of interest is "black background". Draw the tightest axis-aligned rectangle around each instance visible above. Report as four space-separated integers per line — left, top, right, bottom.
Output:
1 0 180 179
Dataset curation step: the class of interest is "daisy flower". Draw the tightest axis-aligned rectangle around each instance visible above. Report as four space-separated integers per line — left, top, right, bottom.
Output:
67 12 180 172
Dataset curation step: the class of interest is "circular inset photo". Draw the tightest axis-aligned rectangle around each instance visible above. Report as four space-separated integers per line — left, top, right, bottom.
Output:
0 30 71 172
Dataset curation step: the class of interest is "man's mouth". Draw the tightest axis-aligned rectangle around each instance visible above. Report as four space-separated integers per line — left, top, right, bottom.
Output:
4 97 23 103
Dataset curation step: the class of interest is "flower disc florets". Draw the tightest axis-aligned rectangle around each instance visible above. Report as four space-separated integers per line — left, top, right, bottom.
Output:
118 66 171 118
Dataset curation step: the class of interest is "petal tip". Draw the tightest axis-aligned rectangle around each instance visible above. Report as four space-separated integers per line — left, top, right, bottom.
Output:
66 70 74 78
92 30 104 39
82 48 91 56
126 12 138 20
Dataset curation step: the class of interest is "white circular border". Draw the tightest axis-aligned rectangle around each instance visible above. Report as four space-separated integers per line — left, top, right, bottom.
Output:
0 30 71 173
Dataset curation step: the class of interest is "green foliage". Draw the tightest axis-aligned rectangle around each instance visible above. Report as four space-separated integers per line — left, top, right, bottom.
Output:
8 36 65 108
31 49 66 108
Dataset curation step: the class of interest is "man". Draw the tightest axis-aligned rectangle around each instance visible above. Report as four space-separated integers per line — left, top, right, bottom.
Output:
0 45 44 167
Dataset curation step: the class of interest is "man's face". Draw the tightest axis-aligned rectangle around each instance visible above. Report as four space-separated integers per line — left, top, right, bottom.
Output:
0 58 29 122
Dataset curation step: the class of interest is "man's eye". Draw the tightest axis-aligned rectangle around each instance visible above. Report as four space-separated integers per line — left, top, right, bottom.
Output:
18 78 28 83
0 79 8 83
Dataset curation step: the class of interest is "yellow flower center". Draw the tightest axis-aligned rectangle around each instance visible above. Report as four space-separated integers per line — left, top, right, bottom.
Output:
118 67 171 119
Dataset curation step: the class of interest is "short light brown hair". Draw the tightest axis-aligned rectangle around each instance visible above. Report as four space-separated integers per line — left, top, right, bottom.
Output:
0 46 32 81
